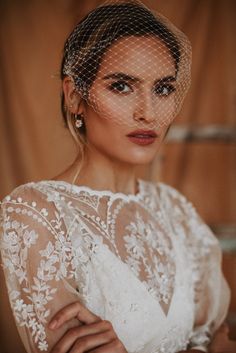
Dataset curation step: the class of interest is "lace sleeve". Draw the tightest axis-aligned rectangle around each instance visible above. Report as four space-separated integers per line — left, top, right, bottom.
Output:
0 184 84 353
185 208 231 352
161 184 231 352
159 185 230 352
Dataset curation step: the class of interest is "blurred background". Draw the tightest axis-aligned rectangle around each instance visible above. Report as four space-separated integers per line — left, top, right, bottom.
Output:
0 0 235 351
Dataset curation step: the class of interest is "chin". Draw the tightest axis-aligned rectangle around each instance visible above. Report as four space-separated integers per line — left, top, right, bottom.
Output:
119 151 157 166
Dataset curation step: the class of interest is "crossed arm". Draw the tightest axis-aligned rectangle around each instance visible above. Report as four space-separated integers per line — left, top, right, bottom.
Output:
47 301 236 353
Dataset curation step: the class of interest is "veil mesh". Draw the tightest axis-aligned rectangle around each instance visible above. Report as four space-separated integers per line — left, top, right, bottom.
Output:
61 0 192 129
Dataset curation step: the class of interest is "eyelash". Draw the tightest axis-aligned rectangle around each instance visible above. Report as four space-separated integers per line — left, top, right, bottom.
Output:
154 84 176 96
108 80 132 94
107 80 176 96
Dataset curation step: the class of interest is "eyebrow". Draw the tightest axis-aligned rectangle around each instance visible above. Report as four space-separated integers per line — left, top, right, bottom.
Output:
102 72 176 85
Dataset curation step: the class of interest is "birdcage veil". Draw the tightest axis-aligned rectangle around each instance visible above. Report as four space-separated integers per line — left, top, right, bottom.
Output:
61 0 192 130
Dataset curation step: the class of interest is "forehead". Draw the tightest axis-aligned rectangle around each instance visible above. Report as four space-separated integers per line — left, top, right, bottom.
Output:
97 35 175 78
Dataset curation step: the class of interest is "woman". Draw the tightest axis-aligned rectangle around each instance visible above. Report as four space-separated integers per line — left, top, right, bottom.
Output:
0 1 234 352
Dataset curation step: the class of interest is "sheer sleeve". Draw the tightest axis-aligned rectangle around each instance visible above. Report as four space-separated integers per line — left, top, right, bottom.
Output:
161 184 231 352
0 184 86 353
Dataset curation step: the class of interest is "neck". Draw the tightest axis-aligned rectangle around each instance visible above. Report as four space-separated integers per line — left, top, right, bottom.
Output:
72 148 139 195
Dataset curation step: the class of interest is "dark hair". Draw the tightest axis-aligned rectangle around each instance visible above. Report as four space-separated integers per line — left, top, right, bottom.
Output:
60 2 181 127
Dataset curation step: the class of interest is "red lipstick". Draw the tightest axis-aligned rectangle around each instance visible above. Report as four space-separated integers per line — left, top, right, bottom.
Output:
126 130 158 146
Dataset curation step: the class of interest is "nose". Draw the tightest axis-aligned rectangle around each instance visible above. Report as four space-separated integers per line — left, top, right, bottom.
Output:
133 91 156 123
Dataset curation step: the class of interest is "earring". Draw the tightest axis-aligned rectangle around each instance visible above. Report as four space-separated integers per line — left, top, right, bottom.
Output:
75 113 84 128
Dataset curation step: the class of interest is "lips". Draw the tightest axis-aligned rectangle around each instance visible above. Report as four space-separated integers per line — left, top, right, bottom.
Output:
127 130 157 138
126 130 158 146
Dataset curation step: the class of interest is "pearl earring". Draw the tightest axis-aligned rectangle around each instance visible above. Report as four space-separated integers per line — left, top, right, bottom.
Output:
75 113 84 128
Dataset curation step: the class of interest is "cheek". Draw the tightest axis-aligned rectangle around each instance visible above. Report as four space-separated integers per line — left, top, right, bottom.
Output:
85 119 127 159
154 96 176 124
89 87 135 124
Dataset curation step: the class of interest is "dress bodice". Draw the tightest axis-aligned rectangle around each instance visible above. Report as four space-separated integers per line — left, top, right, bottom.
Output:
0 180 230 353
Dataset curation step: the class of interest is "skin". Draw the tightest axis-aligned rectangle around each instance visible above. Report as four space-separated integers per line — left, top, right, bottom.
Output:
208 324 236 353
56 36 175 194
48 301 127 353
51 36 235 352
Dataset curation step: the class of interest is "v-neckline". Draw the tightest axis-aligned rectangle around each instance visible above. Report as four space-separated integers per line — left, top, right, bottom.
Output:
89 236 177 319
73 212 176 318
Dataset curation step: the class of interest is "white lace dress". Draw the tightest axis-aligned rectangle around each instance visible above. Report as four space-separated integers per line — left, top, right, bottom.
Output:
0 179 230 353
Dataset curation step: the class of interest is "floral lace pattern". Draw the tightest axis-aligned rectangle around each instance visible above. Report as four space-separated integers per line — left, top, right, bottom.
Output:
124 211 175 312
0 180 230 353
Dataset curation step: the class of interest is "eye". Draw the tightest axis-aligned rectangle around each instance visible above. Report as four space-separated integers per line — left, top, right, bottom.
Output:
108 80 132 94
154 84 176 97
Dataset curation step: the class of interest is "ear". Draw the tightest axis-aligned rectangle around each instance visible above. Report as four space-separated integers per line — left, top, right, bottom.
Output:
62 76 84 114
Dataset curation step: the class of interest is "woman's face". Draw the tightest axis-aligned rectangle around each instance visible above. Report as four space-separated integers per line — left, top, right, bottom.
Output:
82 35 177 165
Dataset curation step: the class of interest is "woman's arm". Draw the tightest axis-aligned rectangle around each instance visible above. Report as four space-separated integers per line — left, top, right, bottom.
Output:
178 323 236 353
208 323 236 353
0 185 92 352
48 301 127 353
1 184 129 353
48 303 236 353
161 184 231 352
0 264 27 353
186 225 231 350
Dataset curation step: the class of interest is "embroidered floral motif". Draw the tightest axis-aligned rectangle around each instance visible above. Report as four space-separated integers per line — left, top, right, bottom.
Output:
0 180 229 353
124 211 175 312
